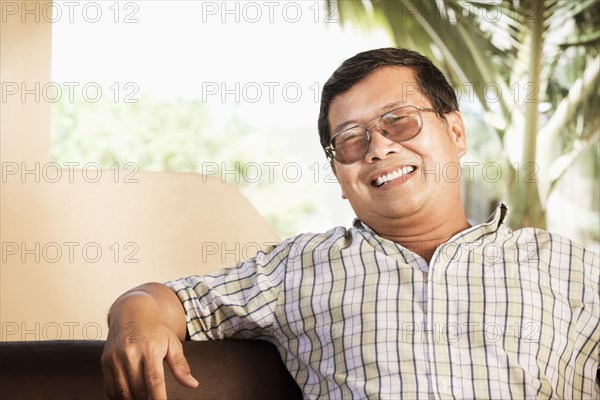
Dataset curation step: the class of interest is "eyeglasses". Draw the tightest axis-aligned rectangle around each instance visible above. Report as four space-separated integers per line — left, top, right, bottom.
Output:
325 105 438 164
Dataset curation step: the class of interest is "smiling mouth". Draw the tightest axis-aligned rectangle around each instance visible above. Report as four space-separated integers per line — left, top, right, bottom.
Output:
372 165 417 187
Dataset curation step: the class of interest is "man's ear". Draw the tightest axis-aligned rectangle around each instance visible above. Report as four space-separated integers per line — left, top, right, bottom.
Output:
446 111 467 157
330 160 348 199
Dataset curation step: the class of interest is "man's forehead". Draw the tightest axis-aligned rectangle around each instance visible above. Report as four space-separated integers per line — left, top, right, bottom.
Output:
332 66 419 101
328 67 424 135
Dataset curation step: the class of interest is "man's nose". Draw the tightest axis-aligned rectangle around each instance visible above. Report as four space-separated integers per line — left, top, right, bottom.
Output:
364 127 398 162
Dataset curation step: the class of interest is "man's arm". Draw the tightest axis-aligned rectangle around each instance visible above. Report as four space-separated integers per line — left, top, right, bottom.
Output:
101 282 199 400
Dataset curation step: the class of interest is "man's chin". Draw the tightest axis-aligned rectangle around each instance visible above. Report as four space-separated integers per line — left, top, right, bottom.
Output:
355 204 425 226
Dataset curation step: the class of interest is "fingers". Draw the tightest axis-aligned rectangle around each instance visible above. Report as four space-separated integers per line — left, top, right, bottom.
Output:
165 337 199 388
102 343 131 400
102 355 135 400
125 351 149 399
114 361 136 399
101 362 118 400
143 356 168 400
102 331 194 399
103 342 168 400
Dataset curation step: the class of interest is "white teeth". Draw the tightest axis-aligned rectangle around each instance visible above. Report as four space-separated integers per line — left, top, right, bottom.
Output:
374 166 416 186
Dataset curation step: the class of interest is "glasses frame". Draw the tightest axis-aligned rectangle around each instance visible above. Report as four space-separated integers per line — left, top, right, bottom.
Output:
325 105 438 165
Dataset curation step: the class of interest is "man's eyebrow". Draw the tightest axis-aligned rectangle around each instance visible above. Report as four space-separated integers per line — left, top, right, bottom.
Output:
332 101 407 135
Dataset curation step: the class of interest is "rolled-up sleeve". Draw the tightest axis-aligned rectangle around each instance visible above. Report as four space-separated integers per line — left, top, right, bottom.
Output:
165 239 294 341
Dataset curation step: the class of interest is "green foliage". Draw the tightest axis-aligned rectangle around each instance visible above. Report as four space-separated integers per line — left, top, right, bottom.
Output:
51 94 316 238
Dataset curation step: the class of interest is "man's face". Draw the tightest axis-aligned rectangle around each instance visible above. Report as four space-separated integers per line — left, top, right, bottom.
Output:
328 66 467 229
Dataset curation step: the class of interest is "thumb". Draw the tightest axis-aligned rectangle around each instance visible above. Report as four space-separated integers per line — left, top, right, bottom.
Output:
165 337 199 388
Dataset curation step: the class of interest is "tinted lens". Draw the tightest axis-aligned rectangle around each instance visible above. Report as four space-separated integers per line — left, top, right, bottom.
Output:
381 110 421 142
333 129 369 164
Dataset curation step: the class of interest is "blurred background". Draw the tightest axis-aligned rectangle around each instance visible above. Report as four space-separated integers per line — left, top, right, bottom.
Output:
50 0 599 249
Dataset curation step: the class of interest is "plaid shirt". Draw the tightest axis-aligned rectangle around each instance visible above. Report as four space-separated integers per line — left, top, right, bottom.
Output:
166 204 600 399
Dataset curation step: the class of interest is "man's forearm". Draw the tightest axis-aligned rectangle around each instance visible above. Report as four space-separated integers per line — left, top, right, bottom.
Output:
107 282 188 341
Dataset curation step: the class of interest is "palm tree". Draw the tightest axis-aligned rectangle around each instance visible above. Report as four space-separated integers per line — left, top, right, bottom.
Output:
327 0 599 230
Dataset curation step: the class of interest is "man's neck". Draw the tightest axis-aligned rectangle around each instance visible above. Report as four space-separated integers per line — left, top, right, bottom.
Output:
369 208 471 263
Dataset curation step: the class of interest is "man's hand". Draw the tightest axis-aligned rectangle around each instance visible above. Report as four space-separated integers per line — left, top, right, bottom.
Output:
101 283 199 399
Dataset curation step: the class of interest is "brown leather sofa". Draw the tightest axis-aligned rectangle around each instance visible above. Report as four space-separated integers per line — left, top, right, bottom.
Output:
0 340 302 399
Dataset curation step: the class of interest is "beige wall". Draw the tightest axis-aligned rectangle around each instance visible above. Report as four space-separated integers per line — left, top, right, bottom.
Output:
0 1 279 341
0 0 51 163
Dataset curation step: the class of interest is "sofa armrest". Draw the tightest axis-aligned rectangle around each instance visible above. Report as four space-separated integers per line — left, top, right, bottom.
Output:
0 340 302 400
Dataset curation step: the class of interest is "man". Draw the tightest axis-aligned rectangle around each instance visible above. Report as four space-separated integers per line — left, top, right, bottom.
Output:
102 48 599 399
